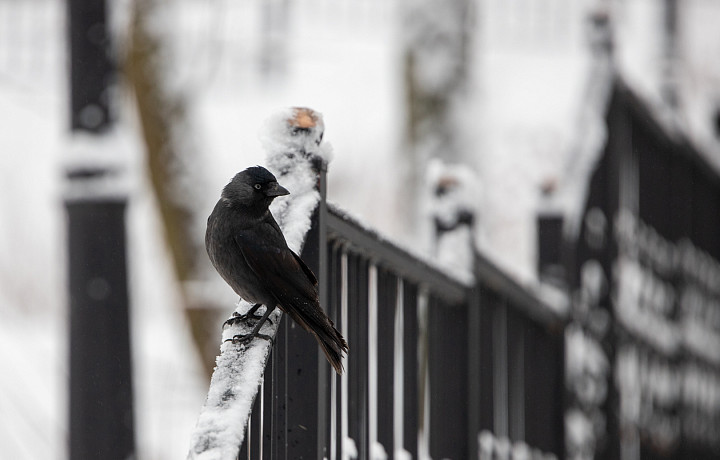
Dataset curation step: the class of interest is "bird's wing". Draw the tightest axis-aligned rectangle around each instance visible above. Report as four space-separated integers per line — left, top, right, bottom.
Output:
235 236 318 305
291 249 317 286
235 233 348 374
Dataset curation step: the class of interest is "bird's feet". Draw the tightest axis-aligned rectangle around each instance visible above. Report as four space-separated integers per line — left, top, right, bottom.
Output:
224 332 274 345
222 312 265 328
223 304 277 345
222 304 273 328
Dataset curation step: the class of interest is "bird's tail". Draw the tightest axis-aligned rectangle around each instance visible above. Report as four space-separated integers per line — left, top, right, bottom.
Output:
314 320 349 375
284 305 348 374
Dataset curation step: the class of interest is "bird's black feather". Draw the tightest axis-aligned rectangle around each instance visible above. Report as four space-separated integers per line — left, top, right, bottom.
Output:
206 166 348 374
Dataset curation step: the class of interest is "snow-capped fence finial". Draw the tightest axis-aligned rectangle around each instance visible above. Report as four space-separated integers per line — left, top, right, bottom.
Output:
426 158 479 283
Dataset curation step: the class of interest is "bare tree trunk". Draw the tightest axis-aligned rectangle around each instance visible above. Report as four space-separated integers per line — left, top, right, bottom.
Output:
400 0 475 241
123 0 218 376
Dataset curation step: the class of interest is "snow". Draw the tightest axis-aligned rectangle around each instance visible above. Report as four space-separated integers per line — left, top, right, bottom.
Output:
63 127 137 202
188 108 328 459
343 436 359 459
565 408 596 460
263 107 331 251
478 430 558 460
425 158 480 283
370 441 388 460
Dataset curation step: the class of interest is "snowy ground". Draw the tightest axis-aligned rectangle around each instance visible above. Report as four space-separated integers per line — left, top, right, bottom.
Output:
2 0 720 459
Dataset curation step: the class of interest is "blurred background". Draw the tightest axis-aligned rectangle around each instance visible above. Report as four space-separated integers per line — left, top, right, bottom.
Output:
2 0 720 459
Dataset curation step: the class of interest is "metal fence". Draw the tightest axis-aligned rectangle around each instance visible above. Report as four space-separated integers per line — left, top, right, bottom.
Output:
237 169 566 460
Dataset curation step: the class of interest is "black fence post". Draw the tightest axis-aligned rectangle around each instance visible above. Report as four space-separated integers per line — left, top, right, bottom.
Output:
270 159 330 459
66 0 135 459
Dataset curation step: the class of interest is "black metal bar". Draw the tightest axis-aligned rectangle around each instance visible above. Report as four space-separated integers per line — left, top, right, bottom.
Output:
523 321 564 454
327 206 467 306
67 201 134 460
475 252 565 328
272 313 289 460
402 282 420 458
328 242 344 460
346 252 361 456
67 0 113 132
278 195 327 459
605 83 631 460
428 296 469 459
478 290 496 434
507 308 525 443
537 213 566 286
66 1 133 459
376 267 397 456
348 254 369 459
466 287 482 460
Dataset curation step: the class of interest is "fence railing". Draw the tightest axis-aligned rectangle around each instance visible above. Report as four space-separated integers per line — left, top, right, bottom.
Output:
239 168 566 460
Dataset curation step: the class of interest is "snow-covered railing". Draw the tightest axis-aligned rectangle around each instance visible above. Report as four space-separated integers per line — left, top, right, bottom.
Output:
188 109 566 460
229 188 566 459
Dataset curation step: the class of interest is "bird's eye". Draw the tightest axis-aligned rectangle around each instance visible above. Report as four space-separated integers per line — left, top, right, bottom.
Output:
254 184 262 190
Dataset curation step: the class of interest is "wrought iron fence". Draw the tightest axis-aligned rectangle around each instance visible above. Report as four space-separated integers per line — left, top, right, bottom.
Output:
236 168 566 460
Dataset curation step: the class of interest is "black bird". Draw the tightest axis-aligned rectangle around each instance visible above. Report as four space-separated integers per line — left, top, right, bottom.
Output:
205 166 348 374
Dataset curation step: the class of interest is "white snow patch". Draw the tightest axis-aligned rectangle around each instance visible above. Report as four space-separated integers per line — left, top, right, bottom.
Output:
343 436 359 458
425 158 480 283
63 127 137 202
371 441 389 460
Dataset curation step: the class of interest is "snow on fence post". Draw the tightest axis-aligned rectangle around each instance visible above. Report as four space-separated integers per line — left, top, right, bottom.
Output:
187 107 332 460
426 158 479 283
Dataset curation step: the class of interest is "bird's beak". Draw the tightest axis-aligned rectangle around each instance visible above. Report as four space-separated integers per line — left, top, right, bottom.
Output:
266 182 290 197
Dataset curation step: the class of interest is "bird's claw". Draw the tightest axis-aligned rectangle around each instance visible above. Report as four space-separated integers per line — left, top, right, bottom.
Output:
225 333 274 345
223 313 263 328
222 309 274 328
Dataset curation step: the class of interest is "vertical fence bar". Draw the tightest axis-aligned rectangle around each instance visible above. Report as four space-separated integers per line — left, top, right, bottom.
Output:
264 161 330 459
340 248 351 460
417 289 431 459
394 278 406 458
259 378 265 459
66 0 134 458
478 289 495 434
467 286 482 460
279 188 327 458
508 310 525 443
272 308 288 460
67 202 134 460
376 267 397 457
360 258 370 460
347 252 361 457
429 296 469 459
403 282 420 458
264 355 274 458
524 322 564 455
328 241 343 460
493 301 509 438
367 263 379 458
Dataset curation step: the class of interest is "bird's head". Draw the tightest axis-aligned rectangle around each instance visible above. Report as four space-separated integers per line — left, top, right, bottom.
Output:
222 166 290 210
